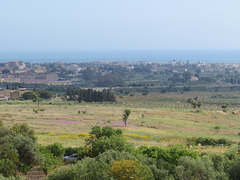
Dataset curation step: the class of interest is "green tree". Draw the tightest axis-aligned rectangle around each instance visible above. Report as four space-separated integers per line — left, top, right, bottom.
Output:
35 89 53 99
0 123 40 176
46 143 65 158
122 109 131 126
174 156 225 180
84 126 132 157
32 94 42 106
11 123 36 142
22 92 38 100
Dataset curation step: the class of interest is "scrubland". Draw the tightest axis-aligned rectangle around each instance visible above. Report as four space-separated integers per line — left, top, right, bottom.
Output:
1 91 239 152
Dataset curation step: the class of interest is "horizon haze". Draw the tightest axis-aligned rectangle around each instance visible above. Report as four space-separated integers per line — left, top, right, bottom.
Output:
0 1 240 62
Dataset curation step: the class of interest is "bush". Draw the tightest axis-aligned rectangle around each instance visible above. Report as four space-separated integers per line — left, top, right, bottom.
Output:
137 145 198 166
136 156 172 180
1 123 40 176
0 159 17 178
174 156 220 180
40 151 61 175
12 135 40 173
196 137 232 146
47 157 109 180
0 174 26 180
46 143 65 158
77 146 92 160
228 157 240 180
91 135 133 157
89 126 122 139
33 109 39 113
11 123 36 142
78 126 133 158
109 160 154 180
97 150 137 164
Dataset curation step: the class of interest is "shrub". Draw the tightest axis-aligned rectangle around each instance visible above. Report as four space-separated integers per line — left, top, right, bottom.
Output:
0 123 40 177
12 135 40 173
33 109 39 113
228 157 240 180
174 156 217 180
11 123 36 142
91 135 133 157
97 150 137 164
196 137 232 146
47 157 110 180
77 146 92 160
137 146 198 166
0 174 26 180
0 159 17 178
89 126 122 140
46 143 65 158
40 151 61 175
109 160 154 180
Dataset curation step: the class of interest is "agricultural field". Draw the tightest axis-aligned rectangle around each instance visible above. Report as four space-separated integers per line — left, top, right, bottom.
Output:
1 91 240 150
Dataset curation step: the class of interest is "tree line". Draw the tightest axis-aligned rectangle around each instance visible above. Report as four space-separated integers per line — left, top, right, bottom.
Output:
66 88 116 103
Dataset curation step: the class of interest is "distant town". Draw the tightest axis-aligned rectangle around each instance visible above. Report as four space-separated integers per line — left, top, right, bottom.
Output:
1 60 240 86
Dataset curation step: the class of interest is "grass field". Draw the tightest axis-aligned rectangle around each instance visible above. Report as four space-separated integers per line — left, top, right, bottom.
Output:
1 91 240 149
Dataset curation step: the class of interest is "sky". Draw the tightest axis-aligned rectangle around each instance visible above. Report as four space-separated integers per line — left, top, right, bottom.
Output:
0 0 240 51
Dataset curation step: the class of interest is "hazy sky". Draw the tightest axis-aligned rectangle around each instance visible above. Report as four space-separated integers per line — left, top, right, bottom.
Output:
0 0 240 51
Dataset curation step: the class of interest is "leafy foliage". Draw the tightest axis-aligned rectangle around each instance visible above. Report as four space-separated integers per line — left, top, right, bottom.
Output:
137 145 198 166
66 87 116 102
38 143 65 175
196 137 232 146
175 156 218 180
109 160 154 180
11 123 36 142
83 126 133 157
0 123 39 177
22 92 38 100
47 157 109 180
122 109 131 126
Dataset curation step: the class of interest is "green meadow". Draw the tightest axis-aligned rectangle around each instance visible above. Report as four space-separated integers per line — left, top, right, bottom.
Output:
1 91 240 150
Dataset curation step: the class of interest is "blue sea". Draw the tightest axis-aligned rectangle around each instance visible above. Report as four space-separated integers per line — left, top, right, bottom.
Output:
0 50 240 63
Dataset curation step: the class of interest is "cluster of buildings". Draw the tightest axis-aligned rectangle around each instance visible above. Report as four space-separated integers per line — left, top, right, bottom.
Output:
0 88 27 101
1 60 240 86
0 61 72 85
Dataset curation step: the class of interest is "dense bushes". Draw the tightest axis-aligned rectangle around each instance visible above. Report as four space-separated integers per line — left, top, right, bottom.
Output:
78 126 133 158
196 137 232 146
0 122 40 178
137 145 198 166
47 126 240 180
39 143 65 175
109 160 154 180
2 123 240 179
175 156 218 179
